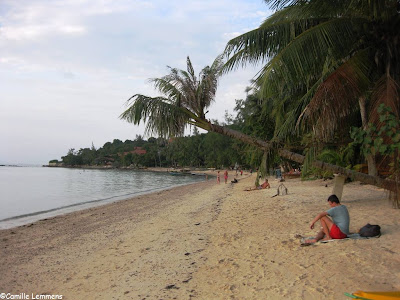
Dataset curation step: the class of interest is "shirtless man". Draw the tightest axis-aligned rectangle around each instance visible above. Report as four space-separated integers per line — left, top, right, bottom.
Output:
245 179 270 191
305 194 350 244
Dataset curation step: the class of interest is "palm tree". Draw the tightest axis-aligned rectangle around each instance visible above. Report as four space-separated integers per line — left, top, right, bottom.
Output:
120 55 397 192
120 56 224 137
224 0 400 177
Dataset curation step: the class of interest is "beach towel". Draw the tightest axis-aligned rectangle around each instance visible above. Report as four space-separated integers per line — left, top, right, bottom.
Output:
300 233 380 246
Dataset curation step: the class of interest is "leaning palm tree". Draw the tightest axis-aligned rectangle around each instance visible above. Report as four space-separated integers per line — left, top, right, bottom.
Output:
121 55 397 193
120 56 272 149
120 56 223 137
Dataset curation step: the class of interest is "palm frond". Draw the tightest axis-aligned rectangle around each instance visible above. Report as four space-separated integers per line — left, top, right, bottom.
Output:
223 1 367 75
255 18 359 95
275 92 311 139
186 56 196 82
196 55 224 115
264 0 396 19
300 49 372 140
223 6 315 72
149 78 182 105
370 75 400 122
120 94 190 137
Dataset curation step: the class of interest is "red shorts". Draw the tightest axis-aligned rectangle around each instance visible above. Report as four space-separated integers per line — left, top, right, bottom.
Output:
330 224 347 239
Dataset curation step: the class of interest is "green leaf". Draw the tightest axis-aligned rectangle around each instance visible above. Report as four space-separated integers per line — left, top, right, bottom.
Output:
378 126 387 136
377 103 385 114
373 137 383 148
378 145 387 154
364 136 372 144
388 119 397 128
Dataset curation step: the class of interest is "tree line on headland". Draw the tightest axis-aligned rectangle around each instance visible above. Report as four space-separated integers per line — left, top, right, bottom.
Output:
50 131 247 170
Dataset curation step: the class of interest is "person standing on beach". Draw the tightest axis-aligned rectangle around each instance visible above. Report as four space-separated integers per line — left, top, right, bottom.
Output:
305 194 350 244
217 171 220 184
224 170 228 184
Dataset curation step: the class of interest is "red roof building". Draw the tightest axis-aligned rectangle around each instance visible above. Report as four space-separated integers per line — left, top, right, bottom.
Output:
120 147 147 156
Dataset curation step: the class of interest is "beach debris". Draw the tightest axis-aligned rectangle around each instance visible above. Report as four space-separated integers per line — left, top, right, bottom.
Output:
278 183 288 195
271 183 289 197
182 277 192 283
165 284 179 290
300 242 314 247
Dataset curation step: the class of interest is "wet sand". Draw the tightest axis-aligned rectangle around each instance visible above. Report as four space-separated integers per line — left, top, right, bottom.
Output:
0 174 399 299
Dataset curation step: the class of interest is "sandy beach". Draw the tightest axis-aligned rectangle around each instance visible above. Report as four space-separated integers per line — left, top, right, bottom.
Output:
1 173 399 299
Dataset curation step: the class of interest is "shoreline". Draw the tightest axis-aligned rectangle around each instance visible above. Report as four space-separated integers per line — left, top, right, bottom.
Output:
0 168 211 230
44 165 214 173
1 175 399 299
0 180 206 230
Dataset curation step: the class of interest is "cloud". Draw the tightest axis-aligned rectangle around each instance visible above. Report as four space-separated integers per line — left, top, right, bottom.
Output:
62 71 76 79
0 0 272 164
0 24 86 41
0 1 87 41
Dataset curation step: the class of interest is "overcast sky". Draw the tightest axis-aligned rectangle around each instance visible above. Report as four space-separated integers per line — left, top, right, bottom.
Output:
1 0 272 165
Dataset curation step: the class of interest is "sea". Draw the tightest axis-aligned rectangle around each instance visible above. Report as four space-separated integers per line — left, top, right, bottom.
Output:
0 166 206 229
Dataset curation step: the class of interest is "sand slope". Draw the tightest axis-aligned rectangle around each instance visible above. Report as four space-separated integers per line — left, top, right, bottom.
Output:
0 174 399 299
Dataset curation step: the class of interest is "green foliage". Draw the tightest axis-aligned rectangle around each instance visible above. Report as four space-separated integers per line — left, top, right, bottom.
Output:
301 147 318 179
57 131 251 169
230 88 278 170
351 104 400 158
302 145 357 179
224 0 400 175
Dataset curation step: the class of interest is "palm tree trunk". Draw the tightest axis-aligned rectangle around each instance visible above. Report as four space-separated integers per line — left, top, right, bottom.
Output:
208 122 397 192
359 96 377 176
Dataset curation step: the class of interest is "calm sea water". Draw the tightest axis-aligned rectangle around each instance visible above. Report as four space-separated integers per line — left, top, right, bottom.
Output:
0 166 205 229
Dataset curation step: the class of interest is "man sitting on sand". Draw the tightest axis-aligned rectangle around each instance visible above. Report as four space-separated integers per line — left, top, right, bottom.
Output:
304 194 350 244
245 179 270 191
